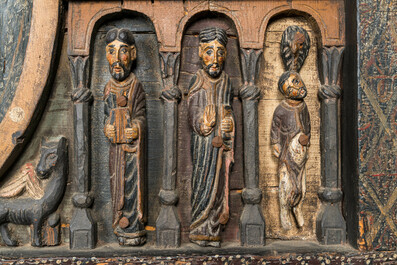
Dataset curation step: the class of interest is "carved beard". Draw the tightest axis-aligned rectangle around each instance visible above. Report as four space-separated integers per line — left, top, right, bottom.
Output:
204 63 223 78
287 86 307 100
110 62 131 82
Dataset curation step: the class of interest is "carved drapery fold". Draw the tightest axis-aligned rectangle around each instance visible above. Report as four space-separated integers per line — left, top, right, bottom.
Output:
68 55 95 249
239 48 265 246
316 46 346 245
156 52 181 247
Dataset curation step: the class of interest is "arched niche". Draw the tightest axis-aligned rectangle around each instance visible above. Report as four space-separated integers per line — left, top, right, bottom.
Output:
89 13 163 245
176 11 244 244
258 13 322 240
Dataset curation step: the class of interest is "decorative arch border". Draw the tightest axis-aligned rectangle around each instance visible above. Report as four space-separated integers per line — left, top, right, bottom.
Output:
68 5 158 56
258 4 328 48
0 0 61 177
174 4 243 50
68 1 343 54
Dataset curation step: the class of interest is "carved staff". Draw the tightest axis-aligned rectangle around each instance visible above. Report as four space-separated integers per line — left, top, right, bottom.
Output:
68 55 96 249
316 46 346 244
239 48 265 246
156 52 181 247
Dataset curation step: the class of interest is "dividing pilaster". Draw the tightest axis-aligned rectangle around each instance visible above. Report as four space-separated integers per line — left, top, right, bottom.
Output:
68 55 96 249
316 47 346 245
239 48 266 246
156 52 181 247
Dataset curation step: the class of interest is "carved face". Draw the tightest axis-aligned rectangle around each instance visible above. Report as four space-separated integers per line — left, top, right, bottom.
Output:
291 32 305 54
199 39 226 78
106 40 136 81
282 72 307 99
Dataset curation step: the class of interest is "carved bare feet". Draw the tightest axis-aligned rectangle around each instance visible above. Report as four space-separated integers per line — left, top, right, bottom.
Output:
293 205 305 228
191 239 220 248
118 236 146 246
280 207 292 230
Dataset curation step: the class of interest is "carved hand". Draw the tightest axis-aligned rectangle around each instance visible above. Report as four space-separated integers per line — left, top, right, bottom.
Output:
105 124 116 139
273 143 281 158
125 125 139 140
221 117 233 133
201 124 213 136
298 134 309 146
203 104 216 128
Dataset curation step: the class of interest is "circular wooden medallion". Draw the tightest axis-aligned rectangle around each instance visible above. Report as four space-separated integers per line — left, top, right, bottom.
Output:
117 95 128 107
212 136 223 148
119 217 129 229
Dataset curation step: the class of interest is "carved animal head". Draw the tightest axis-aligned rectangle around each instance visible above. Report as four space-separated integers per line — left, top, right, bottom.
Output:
36 137 67 179
280 26 310 72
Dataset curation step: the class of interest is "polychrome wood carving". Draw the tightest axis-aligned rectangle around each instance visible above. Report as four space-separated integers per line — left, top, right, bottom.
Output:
103 28 146 246
0 137 67 247
187 28 234 247
0 0 354 257
271 26 311 231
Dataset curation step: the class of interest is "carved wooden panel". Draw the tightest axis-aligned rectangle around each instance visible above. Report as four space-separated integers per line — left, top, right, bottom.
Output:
176 14 244 244
0 0 374 260
90 16 163 245
259 16 321 240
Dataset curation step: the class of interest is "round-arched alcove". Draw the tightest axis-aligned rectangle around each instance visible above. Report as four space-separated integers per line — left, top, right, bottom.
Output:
176 11 244 244
258 12 323 240
89 12 163 245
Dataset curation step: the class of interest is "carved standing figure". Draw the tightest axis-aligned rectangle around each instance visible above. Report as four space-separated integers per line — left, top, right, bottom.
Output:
271 71 311 230
103 28 146 246
187 27 234 247
271 25 311 231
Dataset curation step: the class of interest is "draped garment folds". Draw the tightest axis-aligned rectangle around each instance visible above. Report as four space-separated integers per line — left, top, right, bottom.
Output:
103 73 146 243
271 100 310 207
187 69 235 244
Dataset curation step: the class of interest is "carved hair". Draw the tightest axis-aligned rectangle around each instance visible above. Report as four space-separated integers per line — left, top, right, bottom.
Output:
106 28 135 45
199 27 228 47
280 26 310 72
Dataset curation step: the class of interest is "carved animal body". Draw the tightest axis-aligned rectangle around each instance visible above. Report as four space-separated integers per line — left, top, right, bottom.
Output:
0 137 68 247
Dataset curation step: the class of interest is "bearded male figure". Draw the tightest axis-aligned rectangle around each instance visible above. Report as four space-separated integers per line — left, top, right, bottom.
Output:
271 71 311 230
187 27 234 247
103 28 146 246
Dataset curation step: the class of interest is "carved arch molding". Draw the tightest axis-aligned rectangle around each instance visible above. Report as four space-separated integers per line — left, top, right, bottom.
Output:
0 0 350 254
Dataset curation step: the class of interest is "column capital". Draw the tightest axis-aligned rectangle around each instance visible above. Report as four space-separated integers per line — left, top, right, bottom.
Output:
239 48 263 101
68 56 92 103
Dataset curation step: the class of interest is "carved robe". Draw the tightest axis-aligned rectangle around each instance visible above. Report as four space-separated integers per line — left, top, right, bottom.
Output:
103 73 146 244
187 69 234 245
271 100 310 209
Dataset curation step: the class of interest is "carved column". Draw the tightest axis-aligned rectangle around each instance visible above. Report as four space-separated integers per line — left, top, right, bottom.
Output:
68 56 95 249
316 47 346 244
239 48 265 246
156 52 181 247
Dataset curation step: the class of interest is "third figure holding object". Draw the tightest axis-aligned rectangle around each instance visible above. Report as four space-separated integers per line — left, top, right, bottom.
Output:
187 27 234 247
271 71 311 230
